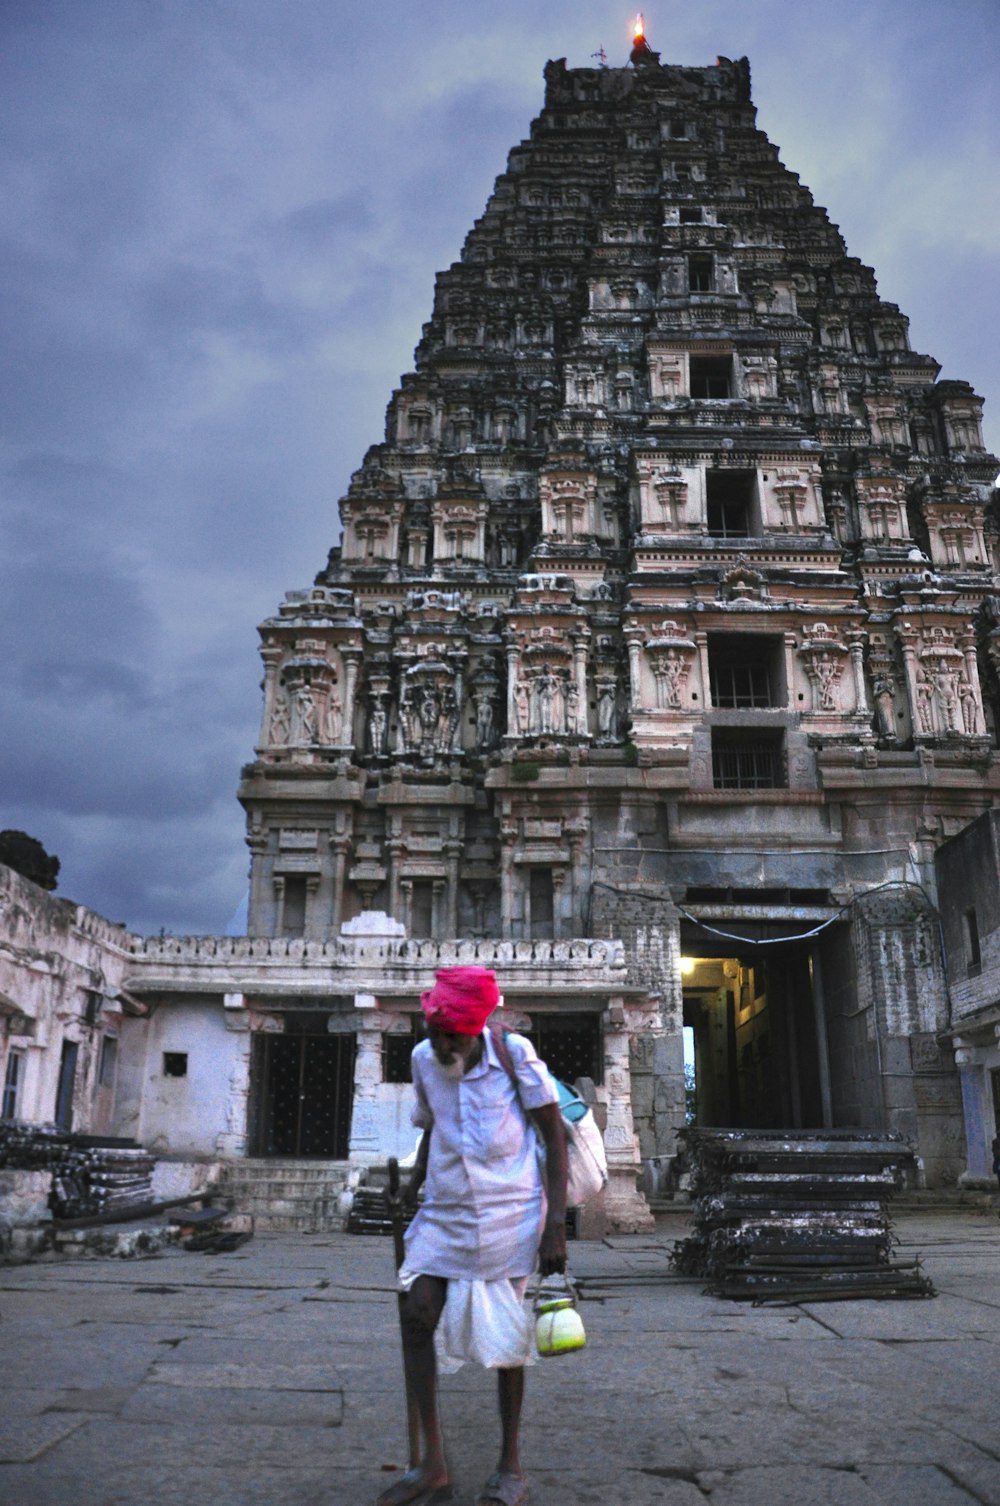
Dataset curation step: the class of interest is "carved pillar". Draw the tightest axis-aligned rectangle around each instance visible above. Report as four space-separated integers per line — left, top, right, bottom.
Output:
388 838 405 921
695 631 711 708
444 839 462 937
601 998 654 1232
219 1004 252 1157
433 879 446 937
348 997 383 1164
782 632 797 710
330 830 351 934
897 625 922 736
341 648 362 751
566 819 587 936
499 814 516 938
625 634 643 710
450 663 465 754
572 629 590 737
259 644 282 748
960 636 987 736
506 645 519 733
953 1038 991 1182
847 630 870 718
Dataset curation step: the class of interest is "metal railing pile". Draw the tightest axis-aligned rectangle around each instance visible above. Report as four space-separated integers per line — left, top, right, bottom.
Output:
671 1127 936 1303
49 1140 156 1220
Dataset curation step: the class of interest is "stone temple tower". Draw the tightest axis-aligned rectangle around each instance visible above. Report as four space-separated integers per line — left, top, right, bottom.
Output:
238 32 999 1196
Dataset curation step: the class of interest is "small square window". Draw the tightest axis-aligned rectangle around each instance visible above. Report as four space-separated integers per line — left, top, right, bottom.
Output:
680 207 702 224
383 1019 423 1084
690 355 732 399
706 469 757 537
163 1052 188 1078
688 255 713 293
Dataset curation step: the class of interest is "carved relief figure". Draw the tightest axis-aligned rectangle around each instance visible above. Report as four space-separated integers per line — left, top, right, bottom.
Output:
321 686 343 745
651 648 689 710
475 694 494 750
597 680 617 740
812 652 840 711
534 666 560 736
368 699 388 756
514 680 530 735
873 673 897 740
291 685 318 745
914 673 934 734
269 686 291 746
565 682 580 735
418 686 440 734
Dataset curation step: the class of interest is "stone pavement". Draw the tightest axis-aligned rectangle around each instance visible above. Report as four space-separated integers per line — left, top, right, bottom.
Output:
2 1209 1000 1506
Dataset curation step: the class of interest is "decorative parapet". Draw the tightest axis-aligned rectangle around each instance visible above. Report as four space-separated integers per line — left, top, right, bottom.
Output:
123 934 628 999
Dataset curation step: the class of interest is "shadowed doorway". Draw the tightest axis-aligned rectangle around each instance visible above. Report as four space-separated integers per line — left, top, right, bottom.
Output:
682 950 822 1129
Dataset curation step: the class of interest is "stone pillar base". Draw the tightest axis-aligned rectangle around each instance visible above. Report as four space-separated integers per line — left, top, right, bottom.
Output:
603 1167 655 1233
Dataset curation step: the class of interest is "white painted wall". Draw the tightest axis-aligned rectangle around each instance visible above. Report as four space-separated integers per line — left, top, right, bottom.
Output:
119 1000 244 1158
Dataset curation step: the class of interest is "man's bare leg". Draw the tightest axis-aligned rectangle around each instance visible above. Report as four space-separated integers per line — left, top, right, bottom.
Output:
377 1276 450 1506
496 1366 525 1478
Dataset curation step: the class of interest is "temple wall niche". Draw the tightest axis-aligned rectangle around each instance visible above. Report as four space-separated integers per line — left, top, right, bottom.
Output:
896 619 988 741
626 619 699 715
757 464 825 533
540 471 600 543
855 475 911 546
635 458 701 532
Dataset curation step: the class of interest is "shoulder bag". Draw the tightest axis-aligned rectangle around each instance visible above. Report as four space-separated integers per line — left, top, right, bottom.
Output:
489 1026 608 1208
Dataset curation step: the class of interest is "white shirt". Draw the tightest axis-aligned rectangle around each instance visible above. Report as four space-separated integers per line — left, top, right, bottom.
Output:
402 1030 559 1281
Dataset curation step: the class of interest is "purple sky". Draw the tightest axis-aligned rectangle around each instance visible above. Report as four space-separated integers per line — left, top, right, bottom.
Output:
2 0 998 935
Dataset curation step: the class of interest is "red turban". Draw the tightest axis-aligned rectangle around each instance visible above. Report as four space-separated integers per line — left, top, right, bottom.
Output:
420 966 500 1035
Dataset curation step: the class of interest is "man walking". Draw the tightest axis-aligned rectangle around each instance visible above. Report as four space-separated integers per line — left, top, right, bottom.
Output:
378 965 567 1506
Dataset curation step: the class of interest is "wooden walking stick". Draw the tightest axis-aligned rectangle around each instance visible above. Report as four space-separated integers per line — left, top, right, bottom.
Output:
387 1156 421 1470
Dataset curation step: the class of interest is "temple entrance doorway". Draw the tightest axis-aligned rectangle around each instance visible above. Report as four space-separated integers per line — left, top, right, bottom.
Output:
250 1024 355 1157
682 948 824 1129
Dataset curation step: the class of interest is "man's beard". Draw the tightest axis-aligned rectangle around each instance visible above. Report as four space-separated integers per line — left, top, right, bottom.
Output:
433 1053 466 1081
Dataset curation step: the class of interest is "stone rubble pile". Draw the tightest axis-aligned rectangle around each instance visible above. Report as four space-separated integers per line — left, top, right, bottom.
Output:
671 1127 936 1302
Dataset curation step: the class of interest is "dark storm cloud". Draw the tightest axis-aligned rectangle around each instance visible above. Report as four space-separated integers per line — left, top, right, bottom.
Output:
1 0 997 934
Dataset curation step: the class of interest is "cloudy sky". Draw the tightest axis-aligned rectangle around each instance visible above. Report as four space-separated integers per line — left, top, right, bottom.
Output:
2 0 998 936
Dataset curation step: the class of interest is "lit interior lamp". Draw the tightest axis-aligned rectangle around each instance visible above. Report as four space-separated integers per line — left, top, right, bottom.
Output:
680 957 697 976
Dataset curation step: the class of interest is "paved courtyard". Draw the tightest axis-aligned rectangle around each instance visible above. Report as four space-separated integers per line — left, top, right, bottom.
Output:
2 1209 1000 1506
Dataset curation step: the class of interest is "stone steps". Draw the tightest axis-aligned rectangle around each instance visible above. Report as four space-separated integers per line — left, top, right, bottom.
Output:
210 1159 362 1233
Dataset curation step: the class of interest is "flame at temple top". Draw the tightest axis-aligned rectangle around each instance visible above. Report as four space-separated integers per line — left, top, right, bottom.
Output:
630 12 658 65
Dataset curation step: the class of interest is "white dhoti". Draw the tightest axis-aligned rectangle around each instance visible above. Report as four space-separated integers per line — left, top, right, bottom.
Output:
399 1267 534 1372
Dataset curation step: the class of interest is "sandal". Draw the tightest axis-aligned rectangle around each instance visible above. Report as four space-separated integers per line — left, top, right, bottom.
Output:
475 1470 530 1506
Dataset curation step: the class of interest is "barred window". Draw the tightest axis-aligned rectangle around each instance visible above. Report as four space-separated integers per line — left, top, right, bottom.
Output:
712 731 785 790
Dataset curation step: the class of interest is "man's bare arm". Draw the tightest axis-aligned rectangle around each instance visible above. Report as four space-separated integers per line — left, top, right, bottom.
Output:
402 1127 431 1210
529 1101 568 1275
